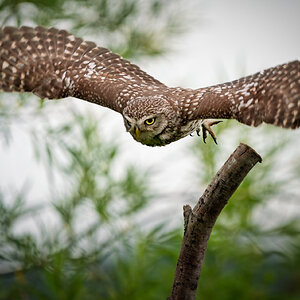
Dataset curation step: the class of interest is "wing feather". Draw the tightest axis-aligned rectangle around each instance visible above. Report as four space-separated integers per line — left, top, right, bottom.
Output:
189 61 300 129
0 26 164 113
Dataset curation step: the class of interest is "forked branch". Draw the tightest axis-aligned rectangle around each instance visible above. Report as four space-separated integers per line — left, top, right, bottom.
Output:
168 143 262 300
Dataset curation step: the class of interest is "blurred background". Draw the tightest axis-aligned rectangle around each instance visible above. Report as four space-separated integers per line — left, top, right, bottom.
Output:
0 0 300 299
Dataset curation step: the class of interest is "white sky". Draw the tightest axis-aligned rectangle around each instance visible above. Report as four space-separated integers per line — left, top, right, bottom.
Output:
144 0 300 87
0 0 300 229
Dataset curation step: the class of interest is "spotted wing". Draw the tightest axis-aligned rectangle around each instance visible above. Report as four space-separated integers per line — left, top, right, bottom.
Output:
0 26 164 113
188 61 300 129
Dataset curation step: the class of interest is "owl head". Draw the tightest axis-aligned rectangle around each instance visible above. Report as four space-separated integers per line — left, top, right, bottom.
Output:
122 95 180 146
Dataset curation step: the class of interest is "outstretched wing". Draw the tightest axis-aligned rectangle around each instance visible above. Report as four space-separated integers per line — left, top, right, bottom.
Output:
188 61 300 129
0 26 164 113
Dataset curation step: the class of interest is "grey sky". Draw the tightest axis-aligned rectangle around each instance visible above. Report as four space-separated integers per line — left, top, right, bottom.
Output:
144 0 300 87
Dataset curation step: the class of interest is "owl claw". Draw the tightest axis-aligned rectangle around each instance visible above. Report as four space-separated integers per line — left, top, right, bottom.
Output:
201 120 222 144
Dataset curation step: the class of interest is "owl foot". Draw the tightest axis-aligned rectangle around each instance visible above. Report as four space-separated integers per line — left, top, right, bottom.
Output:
201 120 222 144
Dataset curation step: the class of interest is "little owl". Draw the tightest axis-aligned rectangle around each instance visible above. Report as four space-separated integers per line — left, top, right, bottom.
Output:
0 26 299 146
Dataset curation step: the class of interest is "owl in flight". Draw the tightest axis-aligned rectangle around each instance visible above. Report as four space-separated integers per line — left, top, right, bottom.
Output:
0 26 299 146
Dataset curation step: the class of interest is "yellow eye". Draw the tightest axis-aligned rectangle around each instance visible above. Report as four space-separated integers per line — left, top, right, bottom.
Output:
144 117 156 125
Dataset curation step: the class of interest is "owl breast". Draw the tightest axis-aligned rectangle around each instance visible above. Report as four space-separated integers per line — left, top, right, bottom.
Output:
179 120 201 138
150 120 200 146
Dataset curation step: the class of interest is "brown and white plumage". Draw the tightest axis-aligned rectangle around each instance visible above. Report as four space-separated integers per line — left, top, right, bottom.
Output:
0 26 299 146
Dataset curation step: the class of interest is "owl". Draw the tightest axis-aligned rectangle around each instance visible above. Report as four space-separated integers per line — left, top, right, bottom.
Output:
0 26 299 146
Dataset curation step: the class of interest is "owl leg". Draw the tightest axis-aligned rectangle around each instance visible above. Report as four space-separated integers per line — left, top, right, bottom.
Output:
200 120 222 144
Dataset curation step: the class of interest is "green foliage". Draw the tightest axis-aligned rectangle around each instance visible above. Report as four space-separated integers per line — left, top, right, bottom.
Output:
191 123 300 299
1 120 300 300
1 0 300 299
0 112 155 299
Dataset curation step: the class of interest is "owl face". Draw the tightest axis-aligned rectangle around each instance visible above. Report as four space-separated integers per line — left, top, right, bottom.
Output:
122 96 179 146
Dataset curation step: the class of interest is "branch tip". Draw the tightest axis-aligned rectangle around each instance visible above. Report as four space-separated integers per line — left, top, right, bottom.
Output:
169 143 262 300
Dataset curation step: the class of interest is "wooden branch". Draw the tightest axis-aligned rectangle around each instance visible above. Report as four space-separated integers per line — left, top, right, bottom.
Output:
168 143 262 300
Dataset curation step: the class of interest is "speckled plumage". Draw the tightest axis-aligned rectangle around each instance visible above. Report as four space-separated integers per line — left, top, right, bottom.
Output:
1 26 299 146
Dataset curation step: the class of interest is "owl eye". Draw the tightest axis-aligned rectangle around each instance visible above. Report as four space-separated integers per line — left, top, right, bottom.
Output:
144 117 156 125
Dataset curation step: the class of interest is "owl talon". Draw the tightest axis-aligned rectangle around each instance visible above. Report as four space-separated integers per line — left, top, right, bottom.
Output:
201 120 222 144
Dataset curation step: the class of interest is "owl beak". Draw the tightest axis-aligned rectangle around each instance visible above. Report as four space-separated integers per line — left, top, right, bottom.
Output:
135 127 141 139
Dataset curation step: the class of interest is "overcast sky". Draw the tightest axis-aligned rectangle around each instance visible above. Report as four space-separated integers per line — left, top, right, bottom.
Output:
144 0 300 87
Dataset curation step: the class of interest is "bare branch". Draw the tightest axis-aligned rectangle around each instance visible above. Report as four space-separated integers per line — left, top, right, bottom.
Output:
168 143 262 300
